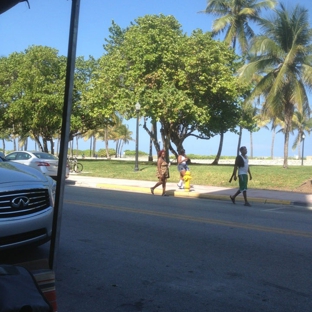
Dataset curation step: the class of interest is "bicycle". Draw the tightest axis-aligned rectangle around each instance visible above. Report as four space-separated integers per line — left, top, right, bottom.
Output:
68 157 83 173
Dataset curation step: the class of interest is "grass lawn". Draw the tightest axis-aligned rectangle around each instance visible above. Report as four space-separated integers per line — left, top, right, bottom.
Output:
75 159 311 192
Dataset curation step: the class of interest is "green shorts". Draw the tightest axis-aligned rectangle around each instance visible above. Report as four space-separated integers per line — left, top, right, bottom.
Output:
238 174 248 192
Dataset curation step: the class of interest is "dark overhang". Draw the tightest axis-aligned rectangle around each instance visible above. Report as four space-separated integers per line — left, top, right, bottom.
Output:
0 0 29 15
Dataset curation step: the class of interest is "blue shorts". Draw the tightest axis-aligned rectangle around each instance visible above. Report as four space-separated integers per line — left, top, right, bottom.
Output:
238 174 248 192
178 164 189 172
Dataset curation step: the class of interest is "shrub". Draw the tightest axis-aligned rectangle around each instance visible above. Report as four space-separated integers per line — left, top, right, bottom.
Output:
124 150 148 157
97 148 116 157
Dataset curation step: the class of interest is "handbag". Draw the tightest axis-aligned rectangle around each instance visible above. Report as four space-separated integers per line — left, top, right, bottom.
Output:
0 265 53 312
166 167 170 179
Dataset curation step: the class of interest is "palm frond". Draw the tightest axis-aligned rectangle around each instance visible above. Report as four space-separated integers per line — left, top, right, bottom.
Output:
201 0 277 53
301 63 312 88
211 14 233 35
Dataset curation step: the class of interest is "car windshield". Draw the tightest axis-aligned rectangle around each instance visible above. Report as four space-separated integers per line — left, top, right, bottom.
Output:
33 152 58 160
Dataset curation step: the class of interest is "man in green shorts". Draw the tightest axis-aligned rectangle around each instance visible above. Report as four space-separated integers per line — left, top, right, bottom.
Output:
230 146 252 206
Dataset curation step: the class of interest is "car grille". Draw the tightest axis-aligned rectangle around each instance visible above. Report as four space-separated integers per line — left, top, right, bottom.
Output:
0 228 48 246
0 189 50 218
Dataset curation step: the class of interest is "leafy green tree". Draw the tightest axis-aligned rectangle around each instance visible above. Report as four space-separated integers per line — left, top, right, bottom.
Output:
0 46 65 152
0 55 13 154
20 46 66 152
0 49 110 153
69 56 109 143
80 55 118 147
238 4 312 167
98 15 243 160
0 54 25 149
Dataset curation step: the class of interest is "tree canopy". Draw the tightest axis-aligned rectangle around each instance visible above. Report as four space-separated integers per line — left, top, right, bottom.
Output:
0 46 116 152
93 14 246 156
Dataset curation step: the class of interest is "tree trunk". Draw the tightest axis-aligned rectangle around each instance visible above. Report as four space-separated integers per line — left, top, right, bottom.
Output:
161 125 171 163
143 120 158 158
120 142 124 158
104 128 110 158
34 135 43 152
2 139 5 155
298 141 301 159
152 122 159 154
50 139 54 155
43 139 48 153
57 137 60 156
148 123 154 162
70 140 73 156
89 136 92 157
76 136 79 156
236 126 243 156
283 130 289 168
93 137 96 157
271 128 275 159
211 132 224 165
115 140 119 158
283 104 293 168
250 131 253 158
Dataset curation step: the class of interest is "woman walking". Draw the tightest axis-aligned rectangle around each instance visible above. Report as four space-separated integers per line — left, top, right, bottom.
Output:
177 148 190 189
150 149 169 196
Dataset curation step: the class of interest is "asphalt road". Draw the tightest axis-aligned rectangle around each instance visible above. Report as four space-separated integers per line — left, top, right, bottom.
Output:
2 185 312 311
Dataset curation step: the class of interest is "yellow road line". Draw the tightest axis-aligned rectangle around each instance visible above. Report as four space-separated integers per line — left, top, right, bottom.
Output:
65 199 312 239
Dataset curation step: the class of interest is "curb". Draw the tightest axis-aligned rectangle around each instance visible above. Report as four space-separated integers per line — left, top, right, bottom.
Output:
95 183 296 206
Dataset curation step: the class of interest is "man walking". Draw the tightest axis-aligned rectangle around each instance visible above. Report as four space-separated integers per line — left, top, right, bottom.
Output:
230 146 252 206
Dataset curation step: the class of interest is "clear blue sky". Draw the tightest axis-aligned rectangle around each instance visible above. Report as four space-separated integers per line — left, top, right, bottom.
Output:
0 0 311 158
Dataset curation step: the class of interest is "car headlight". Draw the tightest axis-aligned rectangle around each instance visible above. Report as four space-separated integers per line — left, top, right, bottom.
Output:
46 176 56 207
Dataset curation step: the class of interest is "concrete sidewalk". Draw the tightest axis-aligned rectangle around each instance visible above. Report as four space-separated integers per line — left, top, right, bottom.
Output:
66 175 312 208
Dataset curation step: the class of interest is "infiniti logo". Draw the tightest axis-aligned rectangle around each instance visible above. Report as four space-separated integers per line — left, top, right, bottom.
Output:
11 196 30 209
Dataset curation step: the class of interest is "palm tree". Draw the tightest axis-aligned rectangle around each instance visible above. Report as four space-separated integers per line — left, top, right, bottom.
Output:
255 114 282 159
238 4 312 167
201 0 276 163
247 103 260 158
255 94 286 159
234 99 258 157
291 111 312 158
201 0 276 54
114 124 134 157
83 129 101 157
94 113 127 158
107 114 124 158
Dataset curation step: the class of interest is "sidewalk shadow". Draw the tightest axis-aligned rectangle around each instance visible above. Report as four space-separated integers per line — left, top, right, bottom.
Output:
65 179 76 185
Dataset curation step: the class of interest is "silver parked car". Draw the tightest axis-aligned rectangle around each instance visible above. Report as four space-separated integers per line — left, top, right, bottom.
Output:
5 151 69 180
0 155 56 250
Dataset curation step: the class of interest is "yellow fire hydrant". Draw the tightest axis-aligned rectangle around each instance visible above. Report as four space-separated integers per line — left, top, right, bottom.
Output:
183 171 192 192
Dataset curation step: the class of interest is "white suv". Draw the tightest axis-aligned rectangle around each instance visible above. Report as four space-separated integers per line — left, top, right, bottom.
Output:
0 155 56 250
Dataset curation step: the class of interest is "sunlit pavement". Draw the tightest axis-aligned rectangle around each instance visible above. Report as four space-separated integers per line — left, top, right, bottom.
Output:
66 175 312 208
